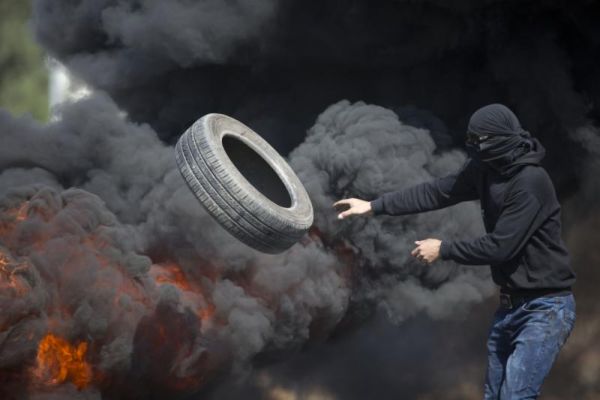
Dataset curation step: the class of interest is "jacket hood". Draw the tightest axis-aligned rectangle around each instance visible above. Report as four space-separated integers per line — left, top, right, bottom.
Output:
468 103 526 137
466 104 545 177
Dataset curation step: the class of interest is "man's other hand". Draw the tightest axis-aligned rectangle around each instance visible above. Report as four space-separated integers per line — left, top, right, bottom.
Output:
332 198 373 219
411 239 442 264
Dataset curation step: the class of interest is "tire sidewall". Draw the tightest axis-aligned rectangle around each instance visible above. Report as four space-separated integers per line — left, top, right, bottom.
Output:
198 114 313 231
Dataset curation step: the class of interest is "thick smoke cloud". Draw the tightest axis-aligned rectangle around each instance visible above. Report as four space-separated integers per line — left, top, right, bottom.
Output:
0 0 598 398
0 96 332 397
0 91 493 398
32 0 277 86
288 100 492 322
31 0 600 187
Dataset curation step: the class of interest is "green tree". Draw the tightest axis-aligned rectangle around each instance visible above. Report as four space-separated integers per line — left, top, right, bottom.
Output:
0 1 48 121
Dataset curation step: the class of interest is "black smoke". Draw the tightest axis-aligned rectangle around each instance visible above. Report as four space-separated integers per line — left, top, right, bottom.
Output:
0 0 598 399
31 0 600 191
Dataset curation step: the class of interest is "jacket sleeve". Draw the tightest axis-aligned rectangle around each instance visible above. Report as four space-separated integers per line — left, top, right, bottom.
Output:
439 188 542 265
370 159 479 216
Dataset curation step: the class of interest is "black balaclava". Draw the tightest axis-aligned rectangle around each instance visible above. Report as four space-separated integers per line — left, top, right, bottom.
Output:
466 103 546 177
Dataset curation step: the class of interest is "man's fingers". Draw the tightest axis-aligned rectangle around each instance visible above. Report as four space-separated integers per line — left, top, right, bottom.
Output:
333 199 351 207
411 246 421 257
338 210 354 220
333 201 352 212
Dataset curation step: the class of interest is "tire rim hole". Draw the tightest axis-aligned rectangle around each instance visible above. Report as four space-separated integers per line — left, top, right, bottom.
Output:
222 134 292 208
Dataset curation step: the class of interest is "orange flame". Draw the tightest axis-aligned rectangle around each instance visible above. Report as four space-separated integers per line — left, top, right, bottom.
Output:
196 302 216 322
154 262 193 291
0 251 8 268
151 262 216 323
34 334 92 390
0 200 29 228
0 250 29 295
14 201 29 221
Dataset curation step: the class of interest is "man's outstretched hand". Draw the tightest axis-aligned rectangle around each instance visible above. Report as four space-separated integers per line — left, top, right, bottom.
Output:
333 199 442 264
411 239 442 264
332 198 373 219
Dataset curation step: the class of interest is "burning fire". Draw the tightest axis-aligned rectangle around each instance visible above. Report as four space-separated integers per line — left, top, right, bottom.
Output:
151 262 216 323
14 201 29 221
34 334 92 390
0 249 29 296
0 200 28 238
153 262 193 291
0 190 342 397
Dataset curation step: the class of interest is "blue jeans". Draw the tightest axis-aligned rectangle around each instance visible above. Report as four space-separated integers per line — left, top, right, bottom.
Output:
483 293 576 400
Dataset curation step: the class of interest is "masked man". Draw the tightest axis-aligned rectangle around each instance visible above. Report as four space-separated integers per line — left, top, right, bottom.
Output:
333 104 576 399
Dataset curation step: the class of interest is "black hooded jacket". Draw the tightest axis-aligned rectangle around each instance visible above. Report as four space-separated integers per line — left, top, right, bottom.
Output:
370 105 576 292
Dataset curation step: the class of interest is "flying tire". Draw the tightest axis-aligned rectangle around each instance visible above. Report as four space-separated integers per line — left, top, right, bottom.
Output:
175 114 313 254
